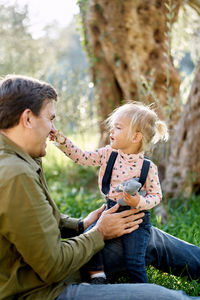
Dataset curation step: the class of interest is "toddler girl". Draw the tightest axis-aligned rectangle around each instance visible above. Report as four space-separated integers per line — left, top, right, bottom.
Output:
50 101 168 284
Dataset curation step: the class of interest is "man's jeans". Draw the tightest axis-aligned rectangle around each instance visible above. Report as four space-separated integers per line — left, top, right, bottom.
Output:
56 282 199 300
103 226 200 281
56 226 200 300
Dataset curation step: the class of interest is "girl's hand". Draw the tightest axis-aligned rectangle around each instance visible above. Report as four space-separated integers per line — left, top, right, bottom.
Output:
123 191 140 208
49 124 58 141
49 126 67 144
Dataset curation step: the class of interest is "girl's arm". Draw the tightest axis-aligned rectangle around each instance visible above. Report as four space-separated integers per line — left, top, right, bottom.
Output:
136 163 162 210
50 130 104 167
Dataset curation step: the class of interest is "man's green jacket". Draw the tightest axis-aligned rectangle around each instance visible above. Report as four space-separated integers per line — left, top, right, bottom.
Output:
0 133 104 300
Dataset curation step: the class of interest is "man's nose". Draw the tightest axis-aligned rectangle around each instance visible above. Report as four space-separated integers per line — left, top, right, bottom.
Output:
51 123 56 133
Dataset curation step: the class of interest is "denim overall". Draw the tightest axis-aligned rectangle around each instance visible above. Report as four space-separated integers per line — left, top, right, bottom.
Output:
86 151 151 283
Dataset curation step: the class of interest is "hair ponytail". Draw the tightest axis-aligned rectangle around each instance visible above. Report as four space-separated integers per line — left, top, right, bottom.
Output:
152 120 169 144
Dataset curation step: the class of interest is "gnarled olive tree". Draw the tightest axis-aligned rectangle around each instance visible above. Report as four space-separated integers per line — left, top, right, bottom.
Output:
79 0 200 196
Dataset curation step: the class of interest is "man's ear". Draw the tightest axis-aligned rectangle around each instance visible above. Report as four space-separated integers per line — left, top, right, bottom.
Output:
132 132 143 144
20 109 34 129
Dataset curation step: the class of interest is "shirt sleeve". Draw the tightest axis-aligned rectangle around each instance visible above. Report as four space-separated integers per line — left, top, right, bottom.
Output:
59 213 80 238
136 162 162 210
54 133 105 167
1 173 104 283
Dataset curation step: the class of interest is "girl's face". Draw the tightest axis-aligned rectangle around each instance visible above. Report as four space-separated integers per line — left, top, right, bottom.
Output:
109 115 134 153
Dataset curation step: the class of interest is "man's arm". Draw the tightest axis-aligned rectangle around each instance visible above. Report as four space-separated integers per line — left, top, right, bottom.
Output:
1 173 104 283
59 213 80 238
59 204 107 238
2 172 144 284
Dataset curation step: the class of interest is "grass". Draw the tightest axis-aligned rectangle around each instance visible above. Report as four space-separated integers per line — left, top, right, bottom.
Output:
147 195 200 295
152 196 200 246
43 139 200 296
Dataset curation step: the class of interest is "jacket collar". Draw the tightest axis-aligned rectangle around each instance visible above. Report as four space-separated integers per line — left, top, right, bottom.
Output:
0 133 41 172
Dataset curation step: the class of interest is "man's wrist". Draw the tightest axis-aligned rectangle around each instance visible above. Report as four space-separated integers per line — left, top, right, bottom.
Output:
93 223 105 240
78 219 84 234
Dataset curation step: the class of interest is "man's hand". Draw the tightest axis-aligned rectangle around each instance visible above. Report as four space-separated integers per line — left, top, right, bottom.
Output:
83 204 106 230
94 204 144 240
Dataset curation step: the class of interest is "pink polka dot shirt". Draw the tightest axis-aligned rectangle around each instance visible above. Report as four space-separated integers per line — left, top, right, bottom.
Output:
56 137 162 211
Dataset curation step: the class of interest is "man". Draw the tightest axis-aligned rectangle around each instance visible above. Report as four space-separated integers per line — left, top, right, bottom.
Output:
0 75 199 300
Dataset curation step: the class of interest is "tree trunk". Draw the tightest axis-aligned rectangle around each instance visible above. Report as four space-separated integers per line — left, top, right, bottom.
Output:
80 0 182 145
165 60 200 197
79 0 200 196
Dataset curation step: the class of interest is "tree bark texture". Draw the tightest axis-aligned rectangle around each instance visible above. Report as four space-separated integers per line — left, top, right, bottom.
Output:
165 60 200 197
188 0 200 14
80 0 182 145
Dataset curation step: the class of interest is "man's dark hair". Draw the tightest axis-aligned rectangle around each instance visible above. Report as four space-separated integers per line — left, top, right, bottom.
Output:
0 75 57 129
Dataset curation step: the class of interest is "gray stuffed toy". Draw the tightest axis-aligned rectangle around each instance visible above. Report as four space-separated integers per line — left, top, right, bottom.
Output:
115 178 143 206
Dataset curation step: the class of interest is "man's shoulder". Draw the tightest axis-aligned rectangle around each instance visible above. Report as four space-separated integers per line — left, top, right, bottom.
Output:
0 151 38 185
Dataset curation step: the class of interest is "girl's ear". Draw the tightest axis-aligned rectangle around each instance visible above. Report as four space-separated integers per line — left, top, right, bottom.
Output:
132 132 143 144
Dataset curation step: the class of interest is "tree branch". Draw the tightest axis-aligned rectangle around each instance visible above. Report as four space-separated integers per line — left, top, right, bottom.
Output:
188 0 200 15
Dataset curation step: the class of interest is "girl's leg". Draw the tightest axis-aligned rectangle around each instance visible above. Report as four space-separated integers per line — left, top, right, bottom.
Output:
122 227 150 282
122 212 151 283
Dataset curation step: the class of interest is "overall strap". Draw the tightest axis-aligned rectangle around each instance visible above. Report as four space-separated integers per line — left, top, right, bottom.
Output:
101 152 151 195
138 156 151 189
101 151 118 195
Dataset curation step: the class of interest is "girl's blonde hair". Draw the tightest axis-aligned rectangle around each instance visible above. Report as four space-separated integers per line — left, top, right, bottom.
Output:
106 101 169 151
